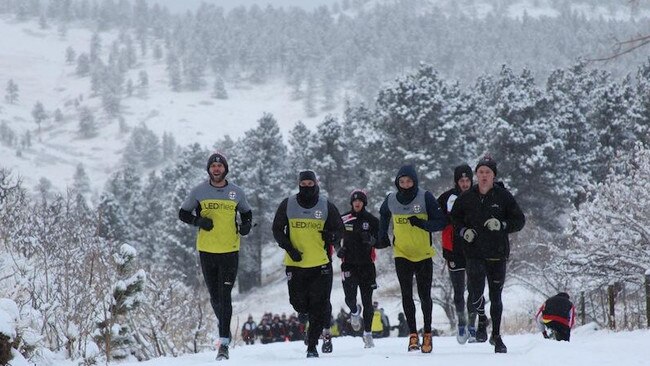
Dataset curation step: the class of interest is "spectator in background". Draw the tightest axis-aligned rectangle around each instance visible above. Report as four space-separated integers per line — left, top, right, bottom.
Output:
535 292 576 342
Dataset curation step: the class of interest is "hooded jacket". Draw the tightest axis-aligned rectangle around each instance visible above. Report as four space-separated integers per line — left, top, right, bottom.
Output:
377 165 446 261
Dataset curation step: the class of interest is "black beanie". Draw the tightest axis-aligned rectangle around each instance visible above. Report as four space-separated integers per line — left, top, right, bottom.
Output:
350 190 368 206
298 170 318 183
453 164 473 185
475 155 497 176
206 153 229 177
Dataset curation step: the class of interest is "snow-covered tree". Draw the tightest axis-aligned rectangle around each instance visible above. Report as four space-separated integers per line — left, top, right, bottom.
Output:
311 115 350 208
122 123 161 171
90 32 102 63
72 163 91 196
31 101 47 133
76 53 90 76
94 244 145 361
5 79 19 104
567 143 650 287
166 52 182 92
65 46 76 64
78 106 96 138
288 121 316 173
212 75 228 99
54 108 64 123
235 113 290 293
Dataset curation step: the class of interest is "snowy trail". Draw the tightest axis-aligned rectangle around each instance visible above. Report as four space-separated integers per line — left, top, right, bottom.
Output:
116 327 650 366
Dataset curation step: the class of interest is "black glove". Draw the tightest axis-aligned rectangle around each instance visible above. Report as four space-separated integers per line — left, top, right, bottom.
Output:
360 231 376 247
239 221 252 236
407 216 425 228
336 245 348 259
320 230 337 244
285 246 302 262
194 216 214 231
376 235 391 249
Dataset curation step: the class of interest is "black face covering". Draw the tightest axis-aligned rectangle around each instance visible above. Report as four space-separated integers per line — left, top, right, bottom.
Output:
396 184 417 204
297 185 319 208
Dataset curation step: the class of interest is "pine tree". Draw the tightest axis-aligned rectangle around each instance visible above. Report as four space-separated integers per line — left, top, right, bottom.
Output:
72 163 91 196
65 46 76 64
101 63 124 116
372 64 460 190
138 70 148 97
166 52 182 92
54 108 64 123
288 121 316 173
97 192 131 242
161 132 176 160
153 43 163 60
39 13 48 29
236 113 290 293
212 75 228 99
303 74 317 117
78 107 96 138
5 79 19 104
90 32 102 63
76 53 90 76
122 123 161 171
311 115 350 207
125 79 134 97
31 101 47 133
94 243 145 360
182 47 207 91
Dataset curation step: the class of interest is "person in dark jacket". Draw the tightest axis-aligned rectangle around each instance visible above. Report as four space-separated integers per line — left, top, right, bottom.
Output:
535 292 576 342
451 156 525 354
437 164 488 344
178 152 252 361
272 170 345 358
396 312 409 337
241 315 257 345
338 189 381 348
377 165 446 353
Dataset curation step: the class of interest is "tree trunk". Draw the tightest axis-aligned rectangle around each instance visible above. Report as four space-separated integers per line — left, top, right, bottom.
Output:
645 271 650 328
238 229 261 293
580 291 585 325
607 284 616 330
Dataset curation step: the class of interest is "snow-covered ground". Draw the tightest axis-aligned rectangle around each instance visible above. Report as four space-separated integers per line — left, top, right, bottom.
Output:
26 324 649 366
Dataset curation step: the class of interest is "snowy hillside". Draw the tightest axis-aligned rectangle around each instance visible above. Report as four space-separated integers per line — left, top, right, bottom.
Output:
0 16 337 195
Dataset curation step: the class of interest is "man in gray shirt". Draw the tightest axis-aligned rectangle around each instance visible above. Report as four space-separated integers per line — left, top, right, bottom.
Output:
179 152 252 360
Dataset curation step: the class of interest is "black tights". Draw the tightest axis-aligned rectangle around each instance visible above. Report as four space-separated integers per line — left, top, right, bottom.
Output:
286 263 333 349
199 251 238 340
395 257 433 333
466 258 506 335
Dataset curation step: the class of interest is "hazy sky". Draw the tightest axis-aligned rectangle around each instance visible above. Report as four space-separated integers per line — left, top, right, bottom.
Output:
151 0 342 13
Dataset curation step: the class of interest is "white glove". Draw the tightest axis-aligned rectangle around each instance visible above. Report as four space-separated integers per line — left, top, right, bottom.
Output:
484 218 503 231
462 228 476 243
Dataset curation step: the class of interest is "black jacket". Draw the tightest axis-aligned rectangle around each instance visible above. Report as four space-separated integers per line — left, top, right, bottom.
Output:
272 195 344 255
340 208 380 265
437 187 464 261
450 183 525 259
